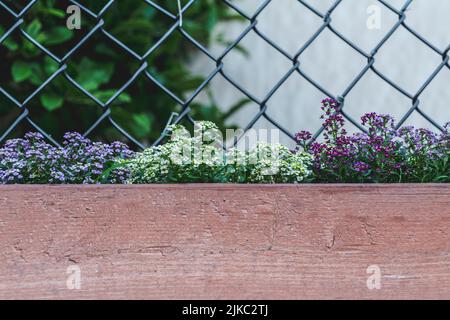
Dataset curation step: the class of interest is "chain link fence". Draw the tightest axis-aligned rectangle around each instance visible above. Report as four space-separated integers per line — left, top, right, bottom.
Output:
0 0 449 149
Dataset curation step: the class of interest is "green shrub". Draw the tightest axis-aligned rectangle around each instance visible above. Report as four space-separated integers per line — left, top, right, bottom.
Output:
0 0 243 143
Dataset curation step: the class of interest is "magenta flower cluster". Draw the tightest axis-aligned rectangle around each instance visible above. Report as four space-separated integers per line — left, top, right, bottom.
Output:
295 98 449 183
0 132 134 184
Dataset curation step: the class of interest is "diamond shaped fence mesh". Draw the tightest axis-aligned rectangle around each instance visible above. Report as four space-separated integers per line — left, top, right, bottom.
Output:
0 0 449 149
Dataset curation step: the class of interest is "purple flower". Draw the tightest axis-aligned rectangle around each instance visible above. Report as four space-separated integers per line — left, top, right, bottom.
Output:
1 132 135 184
294 98 449 183
353 161 370 172
295 130 312 143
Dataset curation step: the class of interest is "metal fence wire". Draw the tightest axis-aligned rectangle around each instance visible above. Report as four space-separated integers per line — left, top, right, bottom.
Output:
0 0 449 149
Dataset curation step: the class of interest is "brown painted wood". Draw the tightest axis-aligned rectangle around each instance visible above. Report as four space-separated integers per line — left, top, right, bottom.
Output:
0 184 449 300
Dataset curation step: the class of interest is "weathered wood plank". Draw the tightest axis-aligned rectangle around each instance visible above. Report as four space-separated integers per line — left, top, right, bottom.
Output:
0 184 449 299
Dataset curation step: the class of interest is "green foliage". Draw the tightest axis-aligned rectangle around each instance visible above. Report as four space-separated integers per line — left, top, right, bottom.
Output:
0 0 245 144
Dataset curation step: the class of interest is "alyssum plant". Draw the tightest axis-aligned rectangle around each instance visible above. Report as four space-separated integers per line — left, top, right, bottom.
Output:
295 98 449 183
0 99 448 184
121 121 313 184
0 132 134 184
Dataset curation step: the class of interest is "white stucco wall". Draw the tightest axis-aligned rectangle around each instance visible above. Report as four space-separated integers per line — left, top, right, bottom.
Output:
191 0 450 146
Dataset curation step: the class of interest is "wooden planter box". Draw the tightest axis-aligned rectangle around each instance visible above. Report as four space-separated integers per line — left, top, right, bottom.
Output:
0 184 449 300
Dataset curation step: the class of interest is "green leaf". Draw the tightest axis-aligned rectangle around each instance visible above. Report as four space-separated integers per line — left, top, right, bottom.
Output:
206 3 219 31
98 161 129 183
43 27 73 45
93 90 131 104
42 8 66 18
3 38 19 51
28 62 46 86
117 92 132 103
76 58 114 91
26 19 42 38
41 93 64 111
132 113 153 136
12 61 32 82
0 26 19 51
43 56 59 76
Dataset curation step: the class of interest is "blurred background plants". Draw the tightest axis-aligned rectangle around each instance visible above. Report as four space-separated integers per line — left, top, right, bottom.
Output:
0 0 246 146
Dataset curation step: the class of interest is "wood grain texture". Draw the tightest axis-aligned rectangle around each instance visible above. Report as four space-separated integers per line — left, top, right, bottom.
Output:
0 184 449 300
